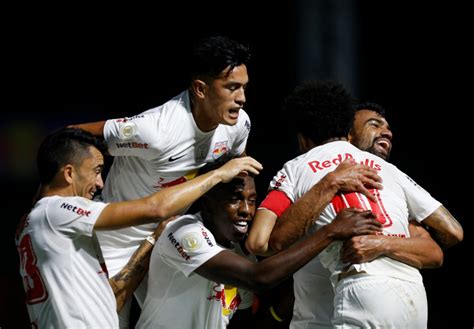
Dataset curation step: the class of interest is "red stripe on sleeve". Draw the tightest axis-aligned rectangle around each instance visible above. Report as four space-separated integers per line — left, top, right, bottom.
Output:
258 190 292 217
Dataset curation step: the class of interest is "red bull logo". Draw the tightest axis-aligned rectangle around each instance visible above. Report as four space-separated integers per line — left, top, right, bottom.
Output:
212 141 229 160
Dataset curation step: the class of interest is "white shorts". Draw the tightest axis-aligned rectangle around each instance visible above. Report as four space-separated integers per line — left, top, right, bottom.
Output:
333 275 427 328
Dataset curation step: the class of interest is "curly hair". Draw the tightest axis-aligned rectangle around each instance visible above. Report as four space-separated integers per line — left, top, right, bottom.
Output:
37 127 107 184
189 35 251 82
284 80 354 145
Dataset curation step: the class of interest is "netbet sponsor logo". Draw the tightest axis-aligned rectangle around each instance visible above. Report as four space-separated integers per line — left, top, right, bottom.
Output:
201 228 214 247
116 142 149 149
167 232 191 261
60 203 91 217
272 174 287 190
308 153 381 173
115 115 145 122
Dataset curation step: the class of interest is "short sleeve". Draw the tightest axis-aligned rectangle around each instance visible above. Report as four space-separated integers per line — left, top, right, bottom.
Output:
393 167 442 223
157 216 226 277
103 110 161 159
46 196 108 238
230 110 251 156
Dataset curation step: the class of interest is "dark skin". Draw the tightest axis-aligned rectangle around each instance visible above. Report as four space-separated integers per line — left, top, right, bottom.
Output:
194 176 382 294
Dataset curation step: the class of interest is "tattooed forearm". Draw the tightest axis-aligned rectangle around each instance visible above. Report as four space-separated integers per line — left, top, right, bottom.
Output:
109 241 154 311
424 206 463 249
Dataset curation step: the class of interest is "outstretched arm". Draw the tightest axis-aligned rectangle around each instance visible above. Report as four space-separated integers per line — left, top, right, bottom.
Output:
197 209 381 293
68 121 106 137
109 218 174 311
341 220 444 269
94 156 263 230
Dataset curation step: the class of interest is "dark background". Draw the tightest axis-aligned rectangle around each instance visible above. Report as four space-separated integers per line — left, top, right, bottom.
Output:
2 1 471 328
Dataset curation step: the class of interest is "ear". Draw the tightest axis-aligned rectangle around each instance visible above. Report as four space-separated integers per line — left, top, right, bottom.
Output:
297 133 316 153
63 164 74 185
347 128 355 143
190 79 207 100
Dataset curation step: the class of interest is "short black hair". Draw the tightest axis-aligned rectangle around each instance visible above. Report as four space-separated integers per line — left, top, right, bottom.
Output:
284 80 354 145
37 127 106 184
354 101 386 117
189 35 251 82
352 102 388 130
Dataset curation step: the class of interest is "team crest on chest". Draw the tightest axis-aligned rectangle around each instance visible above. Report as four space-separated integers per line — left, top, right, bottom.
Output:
212 141 229 159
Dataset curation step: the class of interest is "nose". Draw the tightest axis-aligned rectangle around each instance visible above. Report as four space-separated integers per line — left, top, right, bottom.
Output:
235 87 246 107
238 200 251 217
380 126 393 141
96 175 104 190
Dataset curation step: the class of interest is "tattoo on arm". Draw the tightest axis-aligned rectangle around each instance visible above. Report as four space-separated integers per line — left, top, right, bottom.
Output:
426 207 463 249
109 241 154 311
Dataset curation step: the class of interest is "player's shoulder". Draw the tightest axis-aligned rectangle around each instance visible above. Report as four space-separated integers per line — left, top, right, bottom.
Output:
164 213 206 235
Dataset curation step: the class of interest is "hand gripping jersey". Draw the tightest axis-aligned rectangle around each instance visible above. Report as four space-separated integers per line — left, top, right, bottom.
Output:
136 213 245 329
98 90 251 276
15 196 117 328
263 141 441 328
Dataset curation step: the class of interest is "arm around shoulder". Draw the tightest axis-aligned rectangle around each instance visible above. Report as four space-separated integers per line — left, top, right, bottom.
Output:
68 121 106 137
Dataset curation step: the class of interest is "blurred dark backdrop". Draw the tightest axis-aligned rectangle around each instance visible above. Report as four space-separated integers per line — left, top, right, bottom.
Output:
2 1 472 328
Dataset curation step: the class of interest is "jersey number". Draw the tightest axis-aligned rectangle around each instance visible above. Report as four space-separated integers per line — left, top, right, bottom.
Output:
331 189 393 227
18 234 48 304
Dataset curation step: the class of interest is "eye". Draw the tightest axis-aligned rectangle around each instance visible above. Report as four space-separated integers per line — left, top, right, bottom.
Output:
368 120 380 128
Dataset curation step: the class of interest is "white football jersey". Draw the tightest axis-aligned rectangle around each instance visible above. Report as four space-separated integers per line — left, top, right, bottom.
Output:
16 196 117 328
137 213 242 329
98 90 251 275
266 141 441 328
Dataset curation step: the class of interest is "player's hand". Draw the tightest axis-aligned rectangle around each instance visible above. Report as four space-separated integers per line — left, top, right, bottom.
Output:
152 216 178 240
327 159 383 202
340 235 386 263
218 156 263 183
326 208 382 240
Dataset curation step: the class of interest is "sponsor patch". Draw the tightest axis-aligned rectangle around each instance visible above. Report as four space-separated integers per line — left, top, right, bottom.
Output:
119 122 138 140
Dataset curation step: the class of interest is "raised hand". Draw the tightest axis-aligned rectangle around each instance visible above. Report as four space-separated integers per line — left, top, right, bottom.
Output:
217 156 263 182
327 159 383 202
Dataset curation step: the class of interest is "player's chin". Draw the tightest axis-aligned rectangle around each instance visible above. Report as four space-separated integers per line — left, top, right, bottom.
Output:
231 230 247 242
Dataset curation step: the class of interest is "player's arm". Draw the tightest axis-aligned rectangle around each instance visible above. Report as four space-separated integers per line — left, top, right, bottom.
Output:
94 157 263 230
109 217 174 311
341 220 444 269
422 205 463 249
246 209 278 256
197 208 381 293
68 121 106 137
267 160 383 252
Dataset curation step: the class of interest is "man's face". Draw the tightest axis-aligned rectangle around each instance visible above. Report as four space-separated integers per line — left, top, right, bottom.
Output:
202 64 249 128
349 110 393 160
206 175 256 246
71 146 104 199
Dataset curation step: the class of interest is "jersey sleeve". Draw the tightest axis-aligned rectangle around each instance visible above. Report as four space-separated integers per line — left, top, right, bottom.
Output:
46 196 108 238
103 110 161 159
392 166 442 223
230 110 251 156
258 162 296 216
157 216 226 277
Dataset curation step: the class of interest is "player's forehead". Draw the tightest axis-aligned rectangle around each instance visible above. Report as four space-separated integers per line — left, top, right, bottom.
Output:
220 175 256 196
354 109 387 126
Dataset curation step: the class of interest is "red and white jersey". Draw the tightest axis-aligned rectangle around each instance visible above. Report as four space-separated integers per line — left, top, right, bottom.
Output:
137 213 243 329
263 141 441 327
98 90 250 275
15 196 117 328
